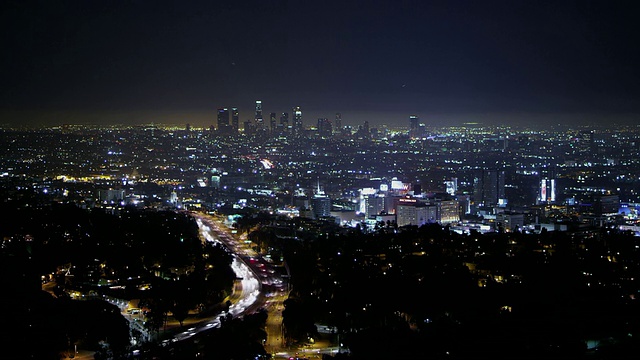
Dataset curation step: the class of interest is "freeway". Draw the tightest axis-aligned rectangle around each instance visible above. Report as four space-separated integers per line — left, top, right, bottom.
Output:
48 210 294 358
158 214 263 343
192 212 347 360
116 212 267 357
129 211 343 358
193 213 292 357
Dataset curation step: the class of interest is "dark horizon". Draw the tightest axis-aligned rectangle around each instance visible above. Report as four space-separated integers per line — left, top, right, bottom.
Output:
2 0 639 128
2 108 639 130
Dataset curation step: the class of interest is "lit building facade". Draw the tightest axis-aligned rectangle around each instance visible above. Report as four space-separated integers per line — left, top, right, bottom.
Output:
437 200 460 224
334 113 342 135
293 106 303 135
396 198 437 227
255 100 264 130
217 108 230 134
231 107 239 132
365 195 386 219
312 194 332 219
474 169 506 209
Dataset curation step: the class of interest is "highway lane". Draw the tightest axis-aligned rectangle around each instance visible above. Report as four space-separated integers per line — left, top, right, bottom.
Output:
193 212 291 357
193 212 346 359
160 215 262 344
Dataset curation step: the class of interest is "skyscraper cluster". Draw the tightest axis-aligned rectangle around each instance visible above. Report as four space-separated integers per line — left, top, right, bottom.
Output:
215 100 306 136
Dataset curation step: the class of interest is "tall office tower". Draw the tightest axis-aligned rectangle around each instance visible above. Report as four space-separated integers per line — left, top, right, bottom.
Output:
243 119 255 135
231 107 239 132
418 123 426 138
538 167 557 204
473 169 506 209
185 123 191 132
280 112 289 133
334 113 342 135
270 112 277 134
364 120 370 137
255 100 264 130
409 115 419 138
293 106 303 135
365 195 386 219
217 108 230 134
311 194 332 219
317 118 332 138
311 183 332 219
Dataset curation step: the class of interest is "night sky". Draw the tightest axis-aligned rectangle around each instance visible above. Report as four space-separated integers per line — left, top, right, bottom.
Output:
2 0 639 128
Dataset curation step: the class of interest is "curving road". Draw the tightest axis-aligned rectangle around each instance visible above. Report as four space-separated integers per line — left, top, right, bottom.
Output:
193 212 344 359
193 213 292 357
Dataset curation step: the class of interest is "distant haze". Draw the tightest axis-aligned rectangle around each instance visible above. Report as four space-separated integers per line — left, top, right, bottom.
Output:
2 109 637 130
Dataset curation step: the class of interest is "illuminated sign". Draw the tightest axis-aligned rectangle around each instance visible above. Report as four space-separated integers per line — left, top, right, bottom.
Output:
391 180 404 190
445 181 456 195
360 187 377 195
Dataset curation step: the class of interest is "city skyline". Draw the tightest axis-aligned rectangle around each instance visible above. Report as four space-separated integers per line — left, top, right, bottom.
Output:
3 99 640 359
1 0 639 128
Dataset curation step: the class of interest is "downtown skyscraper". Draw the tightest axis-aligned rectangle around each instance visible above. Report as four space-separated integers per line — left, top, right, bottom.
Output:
270 112 277 134
280 112 289 134
409 115 419 138
232 107 239 133
255 100 264 131
293 106 302 136
217 108 230 134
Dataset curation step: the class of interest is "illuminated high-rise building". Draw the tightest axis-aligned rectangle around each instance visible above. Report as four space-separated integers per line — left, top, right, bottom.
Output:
270 112 277 133
243 119 255 134
418 123 426 138
311 182 332 219
231 107 239 132
280 112 289 133
437 200 460 224
255 100 264 130
473 169 506 209
317 118 332 138
334 113 342 135
365 195 385 219
217 108 230 133
293 106 303 135
409 115 419 138
538 167 557 204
